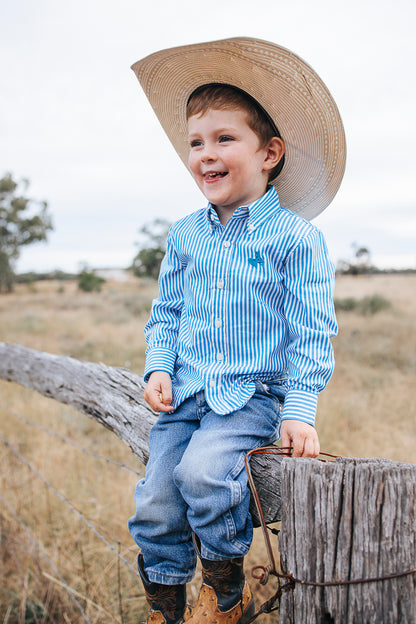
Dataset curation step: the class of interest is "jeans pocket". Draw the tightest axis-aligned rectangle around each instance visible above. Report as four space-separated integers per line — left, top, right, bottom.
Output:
252 380 283 436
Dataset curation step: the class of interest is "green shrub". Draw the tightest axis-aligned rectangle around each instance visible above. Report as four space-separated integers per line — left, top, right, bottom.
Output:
359 294 391 315
77 271 106 292
334 297 358 312
334 294 391 315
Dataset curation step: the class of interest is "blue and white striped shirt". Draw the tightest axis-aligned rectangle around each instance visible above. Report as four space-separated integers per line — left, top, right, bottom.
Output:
144 186 337 426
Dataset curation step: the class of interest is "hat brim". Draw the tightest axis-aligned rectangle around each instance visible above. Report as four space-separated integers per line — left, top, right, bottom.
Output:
131 37 346 219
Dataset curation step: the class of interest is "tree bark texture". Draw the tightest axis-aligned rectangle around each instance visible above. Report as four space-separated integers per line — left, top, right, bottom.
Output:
0 342 152 464
278 457 416 623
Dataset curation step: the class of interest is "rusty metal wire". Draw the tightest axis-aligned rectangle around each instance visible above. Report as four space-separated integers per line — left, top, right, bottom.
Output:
244 445 416 621
0 404 144 476
0 433 140 580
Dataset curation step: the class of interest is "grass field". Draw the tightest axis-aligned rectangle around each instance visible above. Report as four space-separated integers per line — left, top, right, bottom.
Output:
0 273 415 622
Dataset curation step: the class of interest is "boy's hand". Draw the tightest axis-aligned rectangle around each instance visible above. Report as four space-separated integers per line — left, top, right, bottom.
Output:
144 371 174 412
281 419 320 458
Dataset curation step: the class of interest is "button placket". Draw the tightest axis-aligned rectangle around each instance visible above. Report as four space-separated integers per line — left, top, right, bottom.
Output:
213 275 225 367
212 231 234 372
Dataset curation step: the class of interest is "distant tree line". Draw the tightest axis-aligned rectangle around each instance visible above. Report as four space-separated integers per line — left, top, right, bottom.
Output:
0 173 52 292
0 170 172 293
336 243 378 275
2 170 414 294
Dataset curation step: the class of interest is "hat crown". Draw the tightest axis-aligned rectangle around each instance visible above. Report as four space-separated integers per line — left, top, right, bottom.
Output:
132 37 346 219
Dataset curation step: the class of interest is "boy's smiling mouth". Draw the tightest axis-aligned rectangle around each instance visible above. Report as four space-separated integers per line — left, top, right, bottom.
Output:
204 171 228 180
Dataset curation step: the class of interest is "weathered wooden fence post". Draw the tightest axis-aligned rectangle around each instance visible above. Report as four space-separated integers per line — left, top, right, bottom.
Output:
278 457 416 623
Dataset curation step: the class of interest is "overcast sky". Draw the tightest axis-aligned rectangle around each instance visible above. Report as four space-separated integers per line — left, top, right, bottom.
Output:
1 0 415 273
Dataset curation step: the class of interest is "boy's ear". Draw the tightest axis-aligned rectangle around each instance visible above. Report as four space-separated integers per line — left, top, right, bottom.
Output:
263 137 285 171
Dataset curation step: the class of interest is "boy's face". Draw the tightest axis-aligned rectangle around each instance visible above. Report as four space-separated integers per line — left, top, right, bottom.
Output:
187 108 282 220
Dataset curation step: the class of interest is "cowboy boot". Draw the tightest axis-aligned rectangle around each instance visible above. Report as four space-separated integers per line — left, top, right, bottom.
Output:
187 556 255 624
138 554 191 624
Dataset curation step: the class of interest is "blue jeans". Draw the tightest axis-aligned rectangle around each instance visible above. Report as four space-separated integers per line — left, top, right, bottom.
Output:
128 379 284 585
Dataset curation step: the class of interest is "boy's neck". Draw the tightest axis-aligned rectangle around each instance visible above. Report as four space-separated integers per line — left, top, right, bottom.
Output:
214 204 237 226
213 186 269 225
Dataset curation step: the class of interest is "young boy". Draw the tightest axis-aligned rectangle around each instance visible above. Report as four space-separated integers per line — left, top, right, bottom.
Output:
128 38 346 624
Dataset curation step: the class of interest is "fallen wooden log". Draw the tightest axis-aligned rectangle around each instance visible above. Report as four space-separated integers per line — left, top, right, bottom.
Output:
0 342 280 524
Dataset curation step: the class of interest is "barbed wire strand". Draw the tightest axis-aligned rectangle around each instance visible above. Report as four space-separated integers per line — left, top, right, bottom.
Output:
0 434 141 581
0 404 144 476
0 492 92 624
0 425 135 548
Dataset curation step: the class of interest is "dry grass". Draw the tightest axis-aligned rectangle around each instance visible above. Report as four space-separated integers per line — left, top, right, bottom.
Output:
319 274 416 463
0 273 415 622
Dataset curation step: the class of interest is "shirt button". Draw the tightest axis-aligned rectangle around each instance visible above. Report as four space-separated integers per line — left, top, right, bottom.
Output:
223 240 231 249
217 279 224 289
215 318 222 328
209 379 216 388
248 224 255 232
217 353 224 361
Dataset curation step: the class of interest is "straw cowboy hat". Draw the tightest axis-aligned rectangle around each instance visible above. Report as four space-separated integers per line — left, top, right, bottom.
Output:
131 37 346 220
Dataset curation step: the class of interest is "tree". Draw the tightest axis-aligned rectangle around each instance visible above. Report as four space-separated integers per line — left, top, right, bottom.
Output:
131 218 171 280
0 173 53 292
336 242 377 275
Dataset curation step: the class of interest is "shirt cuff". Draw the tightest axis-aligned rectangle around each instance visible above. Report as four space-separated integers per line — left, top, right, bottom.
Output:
144 347 177 382
281 388 319 427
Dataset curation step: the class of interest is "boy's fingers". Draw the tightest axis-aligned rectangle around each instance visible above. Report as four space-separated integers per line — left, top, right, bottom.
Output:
301 439 317 458
150 393 172 412
291 438 304 457
159 381 172 405
304 436 320 458
144 386 172 412
143 372 173 412
294 433 320 458
280 430 291 453
281 420 320 458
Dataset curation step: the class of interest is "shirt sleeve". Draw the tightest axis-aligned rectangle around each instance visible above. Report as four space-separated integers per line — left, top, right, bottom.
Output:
143 229 186 381
281 227 338 426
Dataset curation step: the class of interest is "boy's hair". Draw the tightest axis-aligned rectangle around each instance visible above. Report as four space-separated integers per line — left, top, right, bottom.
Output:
186 83 285 181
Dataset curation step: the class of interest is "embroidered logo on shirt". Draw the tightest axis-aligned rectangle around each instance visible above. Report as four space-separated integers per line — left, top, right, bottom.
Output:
248 252 264 268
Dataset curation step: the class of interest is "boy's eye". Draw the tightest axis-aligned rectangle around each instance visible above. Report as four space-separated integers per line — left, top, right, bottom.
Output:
190 139 203 148
219 135 234 143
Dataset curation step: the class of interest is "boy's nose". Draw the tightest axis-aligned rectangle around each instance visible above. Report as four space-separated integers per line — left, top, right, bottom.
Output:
200 143 217 162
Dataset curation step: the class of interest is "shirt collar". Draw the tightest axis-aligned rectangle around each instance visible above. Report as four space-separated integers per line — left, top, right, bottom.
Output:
246 185 281 231
205 185 281 233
